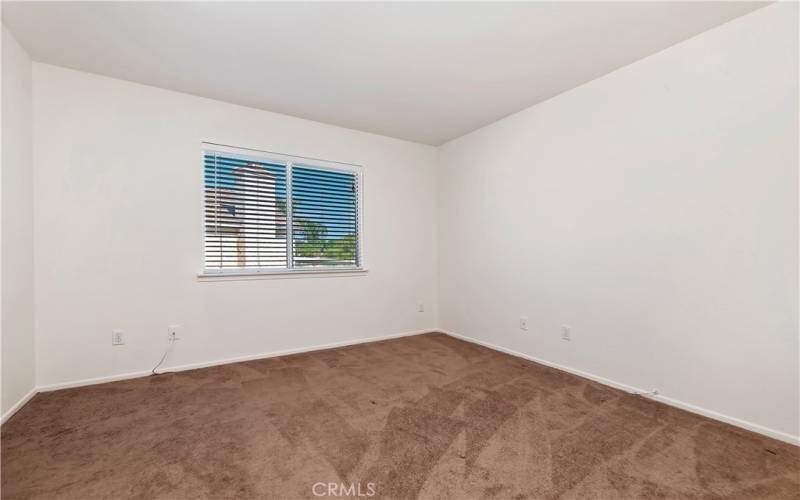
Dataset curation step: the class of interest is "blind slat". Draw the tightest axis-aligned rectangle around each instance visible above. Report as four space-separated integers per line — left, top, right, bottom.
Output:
203 150 359 272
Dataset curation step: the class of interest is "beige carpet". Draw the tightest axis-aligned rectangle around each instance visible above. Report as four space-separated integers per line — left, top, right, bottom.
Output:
2 333 798 499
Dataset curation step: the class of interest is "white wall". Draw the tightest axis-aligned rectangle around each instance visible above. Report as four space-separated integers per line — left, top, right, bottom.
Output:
32 64 438 388
2 26 36 416
17 3 800 445
438 3 799 441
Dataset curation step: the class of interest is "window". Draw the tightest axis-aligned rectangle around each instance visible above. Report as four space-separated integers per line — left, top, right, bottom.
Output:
203 144 362 275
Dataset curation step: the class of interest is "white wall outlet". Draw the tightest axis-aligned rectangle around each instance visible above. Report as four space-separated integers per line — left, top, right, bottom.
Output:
561 325 571 341
112 329 125 346
519 316 529 331
168 324 181 341
417 302 424 313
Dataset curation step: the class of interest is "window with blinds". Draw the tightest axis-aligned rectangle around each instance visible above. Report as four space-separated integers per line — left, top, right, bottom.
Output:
203 145 361 274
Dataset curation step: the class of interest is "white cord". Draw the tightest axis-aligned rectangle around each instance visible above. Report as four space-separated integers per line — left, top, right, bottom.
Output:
151 337 176 375
632 389 659 397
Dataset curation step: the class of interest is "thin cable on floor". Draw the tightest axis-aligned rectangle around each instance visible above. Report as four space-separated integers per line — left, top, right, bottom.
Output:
632 389 659 397
151 336 176 375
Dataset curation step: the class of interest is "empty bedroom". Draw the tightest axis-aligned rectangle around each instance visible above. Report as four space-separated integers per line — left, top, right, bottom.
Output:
1 1 798 499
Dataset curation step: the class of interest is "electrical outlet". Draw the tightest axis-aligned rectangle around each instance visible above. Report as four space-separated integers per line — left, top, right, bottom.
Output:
112 330 125 346
519 316 528 331
561 325 571 341
417 302 424 313
168 324 182 341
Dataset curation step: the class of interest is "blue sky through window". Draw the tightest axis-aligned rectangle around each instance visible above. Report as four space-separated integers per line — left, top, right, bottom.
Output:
204 153 357 237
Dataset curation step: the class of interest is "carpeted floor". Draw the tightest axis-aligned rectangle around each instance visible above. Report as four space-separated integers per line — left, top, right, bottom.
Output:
2 333 798 499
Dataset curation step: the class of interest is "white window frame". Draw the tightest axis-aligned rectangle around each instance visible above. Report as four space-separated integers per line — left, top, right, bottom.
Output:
198 142 366 280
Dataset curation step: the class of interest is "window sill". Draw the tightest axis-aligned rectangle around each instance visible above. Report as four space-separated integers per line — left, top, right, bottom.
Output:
197 268 368 282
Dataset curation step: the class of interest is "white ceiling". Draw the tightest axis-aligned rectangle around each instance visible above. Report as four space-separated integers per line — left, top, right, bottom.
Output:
3 1 767 145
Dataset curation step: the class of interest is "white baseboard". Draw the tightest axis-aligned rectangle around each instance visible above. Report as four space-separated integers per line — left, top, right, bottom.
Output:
17 328 800 447
439 329 800 447
35 328 435 393
2 387 38 425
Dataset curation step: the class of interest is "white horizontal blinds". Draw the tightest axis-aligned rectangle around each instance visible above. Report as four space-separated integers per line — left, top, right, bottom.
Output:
204 151 288 270
291 165 359 268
